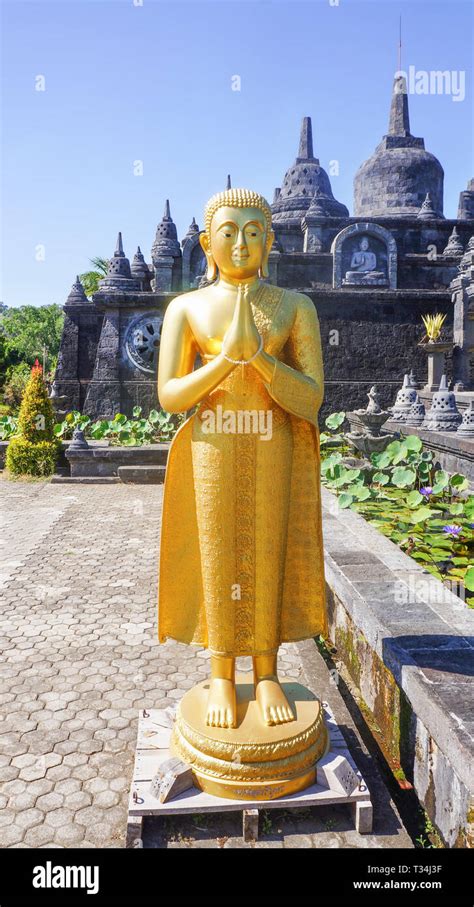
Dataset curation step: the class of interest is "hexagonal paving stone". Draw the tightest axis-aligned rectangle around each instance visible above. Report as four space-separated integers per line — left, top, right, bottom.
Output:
45 765 70 783
15 808 44 831
36 791 65 812
63 752 88 767
72 765 97 782
1 824 25 846
83 777 108 795
9 792 38 811
92 790 121 809
75 806 106 827
54 824 86 846
24 824 56 847
54 778 82 796
44 808 75 829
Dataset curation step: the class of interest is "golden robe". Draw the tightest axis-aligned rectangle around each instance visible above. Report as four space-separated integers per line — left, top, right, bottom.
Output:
158 283 327 656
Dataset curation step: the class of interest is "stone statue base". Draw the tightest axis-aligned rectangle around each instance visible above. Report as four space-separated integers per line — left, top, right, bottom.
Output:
171 675 329 801
343 271 387 286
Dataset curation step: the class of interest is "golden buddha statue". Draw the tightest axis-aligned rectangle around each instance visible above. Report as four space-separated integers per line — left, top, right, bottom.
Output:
157 188 328 800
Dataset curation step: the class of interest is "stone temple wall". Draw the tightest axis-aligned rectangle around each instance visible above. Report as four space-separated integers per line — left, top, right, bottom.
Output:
54 217 473 421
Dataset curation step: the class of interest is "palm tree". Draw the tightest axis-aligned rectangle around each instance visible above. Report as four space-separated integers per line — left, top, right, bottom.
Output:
80 257 109 298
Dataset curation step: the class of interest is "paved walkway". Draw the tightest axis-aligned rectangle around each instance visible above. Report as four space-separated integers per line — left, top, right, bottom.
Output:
0 479 411 848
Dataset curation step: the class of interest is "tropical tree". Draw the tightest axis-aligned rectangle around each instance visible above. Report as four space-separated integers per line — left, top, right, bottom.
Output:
80 257 109 298
1 304 64 370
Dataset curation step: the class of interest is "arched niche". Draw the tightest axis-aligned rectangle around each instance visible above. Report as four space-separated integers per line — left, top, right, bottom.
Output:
331 222 397 289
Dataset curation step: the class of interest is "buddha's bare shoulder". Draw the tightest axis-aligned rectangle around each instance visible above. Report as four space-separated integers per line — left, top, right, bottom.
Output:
164 287 209 320
275 287 318 318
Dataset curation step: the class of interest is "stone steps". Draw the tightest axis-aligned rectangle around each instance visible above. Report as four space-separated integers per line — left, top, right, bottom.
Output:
117 465 166 484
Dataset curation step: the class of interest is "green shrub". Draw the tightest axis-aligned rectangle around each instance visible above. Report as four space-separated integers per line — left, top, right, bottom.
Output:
5 359 59 477
6 437 59 477
18 359 55 442
2 362 31 410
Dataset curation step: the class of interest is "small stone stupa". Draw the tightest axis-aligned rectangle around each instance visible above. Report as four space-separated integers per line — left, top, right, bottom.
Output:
417 192 437 220
98 233 140 291
443 227 464 257
422 375 462 431
457 400 474 437
390 373 418 422
405 393 426 427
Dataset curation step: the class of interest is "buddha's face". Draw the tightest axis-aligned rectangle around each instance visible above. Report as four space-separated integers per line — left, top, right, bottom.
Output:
360 237 369 251
201 206 273 282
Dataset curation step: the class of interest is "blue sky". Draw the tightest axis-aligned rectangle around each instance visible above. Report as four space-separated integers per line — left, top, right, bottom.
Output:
1 0 472 307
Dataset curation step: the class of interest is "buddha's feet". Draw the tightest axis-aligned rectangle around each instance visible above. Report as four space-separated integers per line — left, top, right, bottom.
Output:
206 678 237 728
255 677 295 726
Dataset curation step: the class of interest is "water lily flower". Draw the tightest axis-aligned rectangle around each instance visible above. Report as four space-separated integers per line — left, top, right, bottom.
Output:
420 487 433 497
442 524 462 537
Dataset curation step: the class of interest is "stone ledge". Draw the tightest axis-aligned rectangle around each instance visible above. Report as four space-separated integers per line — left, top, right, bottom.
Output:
322 487 474 846
66 443 170 478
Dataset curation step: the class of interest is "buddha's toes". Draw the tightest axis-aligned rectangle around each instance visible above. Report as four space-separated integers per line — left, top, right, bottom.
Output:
255 679 295 726
206 678 237 728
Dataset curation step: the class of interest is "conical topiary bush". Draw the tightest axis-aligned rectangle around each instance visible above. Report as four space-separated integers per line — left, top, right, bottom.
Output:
6 359 60 477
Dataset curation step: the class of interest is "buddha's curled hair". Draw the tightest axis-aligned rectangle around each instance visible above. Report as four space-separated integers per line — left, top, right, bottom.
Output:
204 188 273 235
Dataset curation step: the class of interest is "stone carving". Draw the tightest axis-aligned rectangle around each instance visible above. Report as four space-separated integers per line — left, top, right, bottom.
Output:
331 222 396 289
442 227 464 257
125 314 164 374
417 192 437 220
343 237 387 286
99 233 140 292
405 393 426 426
456 400 474 437
390 373 418 422
348 385 397 455
422 375 462 431
69 428 89 450
131 246 152 291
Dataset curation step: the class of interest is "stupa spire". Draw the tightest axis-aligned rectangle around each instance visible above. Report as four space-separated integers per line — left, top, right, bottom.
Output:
163 199 171 220
388 75 411 137
115 232 125 256
226 174 232 190
297 116 314 161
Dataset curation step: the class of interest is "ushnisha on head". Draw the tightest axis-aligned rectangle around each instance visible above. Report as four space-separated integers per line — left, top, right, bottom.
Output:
199 188 274 283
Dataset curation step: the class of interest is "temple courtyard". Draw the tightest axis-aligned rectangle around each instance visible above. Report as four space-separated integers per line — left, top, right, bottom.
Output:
0 479 413 849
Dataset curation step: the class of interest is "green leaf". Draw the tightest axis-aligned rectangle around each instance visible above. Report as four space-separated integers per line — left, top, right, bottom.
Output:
372 472 390 486
392 444 409 465
321 453 343 473
148 409 160 424
434 469 449 490
325 411 345 430
349 483 371 501
464 497 474 519
113 413 127 425
132 406 142 419
404 435 423 452
371 451 392 469
464 566 474 592
406 490 423 508
338 493 353 509
409 506 433 524
449 502 465 516
450 473 469 491
392 467 416 488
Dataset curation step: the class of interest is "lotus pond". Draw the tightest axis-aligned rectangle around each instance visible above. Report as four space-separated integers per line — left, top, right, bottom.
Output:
321 412 474 605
